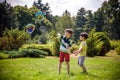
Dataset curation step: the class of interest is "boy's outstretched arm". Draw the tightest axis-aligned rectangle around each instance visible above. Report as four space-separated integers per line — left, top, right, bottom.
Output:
74 47 83 56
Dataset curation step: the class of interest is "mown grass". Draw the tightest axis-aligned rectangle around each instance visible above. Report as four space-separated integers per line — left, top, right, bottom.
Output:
0 56 120 80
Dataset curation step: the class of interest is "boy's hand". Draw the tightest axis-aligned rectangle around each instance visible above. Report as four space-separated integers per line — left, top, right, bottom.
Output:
73 50 77 54
75 53 78 56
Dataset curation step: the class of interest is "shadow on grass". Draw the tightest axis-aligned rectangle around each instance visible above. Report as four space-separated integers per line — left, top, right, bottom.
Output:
69 72 99 78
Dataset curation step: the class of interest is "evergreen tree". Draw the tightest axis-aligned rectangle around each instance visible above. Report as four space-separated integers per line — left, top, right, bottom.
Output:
76 7 87 28
33 0 51 21
84 10 95 32
13 5 34 30
55 10 74 32
99 0 120 39
93 9 105 32
0 0 18 36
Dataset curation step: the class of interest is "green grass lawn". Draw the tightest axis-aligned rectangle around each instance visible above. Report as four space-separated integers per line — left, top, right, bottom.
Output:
0 56 120 80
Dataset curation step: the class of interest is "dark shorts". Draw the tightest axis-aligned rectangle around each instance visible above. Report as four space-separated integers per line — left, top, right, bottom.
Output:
78 56 85 66
59 52 70 62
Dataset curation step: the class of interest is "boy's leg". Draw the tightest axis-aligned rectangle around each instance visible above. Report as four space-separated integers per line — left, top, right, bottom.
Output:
58 62 62 74
78 56 87 73
59 52 64 74
65 53 70 74
66 62 70 74
80 65 87 72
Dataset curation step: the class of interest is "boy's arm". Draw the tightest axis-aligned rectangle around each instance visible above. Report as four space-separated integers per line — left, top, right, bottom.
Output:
74 47 83 56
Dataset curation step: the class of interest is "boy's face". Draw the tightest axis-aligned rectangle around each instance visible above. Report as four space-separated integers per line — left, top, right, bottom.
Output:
80 36 85 41
65 32 72 38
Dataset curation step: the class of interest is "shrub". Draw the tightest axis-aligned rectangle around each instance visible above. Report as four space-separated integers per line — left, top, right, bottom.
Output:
70 44 79 53
87 28 111 56
19 49 48 58
115 47 120 55
110 40 120 55
3 50 23 58
48 31 60 56
0 52 10 59
0 28 30 50
20 44 53 56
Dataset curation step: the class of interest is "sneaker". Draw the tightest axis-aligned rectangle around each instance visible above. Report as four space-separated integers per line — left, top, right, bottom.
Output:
81 71 88 74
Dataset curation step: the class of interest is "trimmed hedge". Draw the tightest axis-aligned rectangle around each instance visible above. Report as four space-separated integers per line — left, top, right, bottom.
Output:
19 49 48 58
20 44 54 56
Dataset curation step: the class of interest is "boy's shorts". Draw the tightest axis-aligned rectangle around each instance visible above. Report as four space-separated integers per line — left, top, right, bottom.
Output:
78 56 85 66
59 52 70 62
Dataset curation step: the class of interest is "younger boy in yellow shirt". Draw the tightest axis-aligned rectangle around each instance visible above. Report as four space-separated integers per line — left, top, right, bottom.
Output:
73 32 88 73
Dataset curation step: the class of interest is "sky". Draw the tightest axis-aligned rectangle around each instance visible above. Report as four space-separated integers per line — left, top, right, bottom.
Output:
0 0 107 16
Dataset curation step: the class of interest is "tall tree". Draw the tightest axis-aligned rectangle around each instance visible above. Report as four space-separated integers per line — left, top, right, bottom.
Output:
13 6 34 30
74 7 87 41
55 10 74 33
33 0 51 21
93 8 105 32
84 10 95 32
76 7 87 28
0 0 18 36
99 0 120 39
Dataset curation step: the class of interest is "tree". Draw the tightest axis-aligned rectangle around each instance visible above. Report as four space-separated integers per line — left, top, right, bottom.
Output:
93 8 105 32
76 7 87 28
33 0 51 21
0 0 18 37
87 28 111 56
13 6 34 30
106 0 120 39
74 8 88 41
55 10 74 32
84 10 95 32
96 0 120 39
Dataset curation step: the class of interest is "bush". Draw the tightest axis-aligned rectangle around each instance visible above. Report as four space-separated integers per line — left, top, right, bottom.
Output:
110 40 120 55
0 52 10 59
70 44 79 53
19 49 48 58
110 40 120 50
3 50 23 58
20 44 53 56
0 28 30 50
115 47 120 55
87 28 111 56
48 31 60 56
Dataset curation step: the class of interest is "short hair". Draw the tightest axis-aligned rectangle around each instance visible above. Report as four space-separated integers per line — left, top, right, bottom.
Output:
65 29 73 34
80 32 88 39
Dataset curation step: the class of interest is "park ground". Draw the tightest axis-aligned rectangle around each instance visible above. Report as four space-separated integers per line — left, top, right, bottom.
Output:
0 51 120 80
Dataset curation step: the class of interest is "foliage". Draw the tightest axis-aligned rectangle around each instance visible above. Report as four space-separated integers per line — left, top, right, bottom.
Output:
19 49 48 58
55 10 74 32
111 40 120 55
95 0 120 39
48 31 60 56
115 47 120 55
2 50 23 58
31 33 48 44
87 28 111 56
76 7 87 28
0 52 10 59
70 44 79 53
110 40 120 50
20 44 54 56
0 28 30 50
13 5 35 30
0 0 18 37
33 0 52 21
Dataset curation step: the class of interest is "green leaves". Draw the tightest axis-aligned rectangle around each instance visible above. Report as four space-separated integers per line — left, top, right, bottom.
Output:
87 28 111 56
0 28 30 50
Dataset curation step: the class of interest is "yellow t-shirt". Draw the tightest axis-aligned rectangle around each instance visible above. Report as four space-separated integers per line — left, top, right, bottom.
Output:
79 41 87 56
